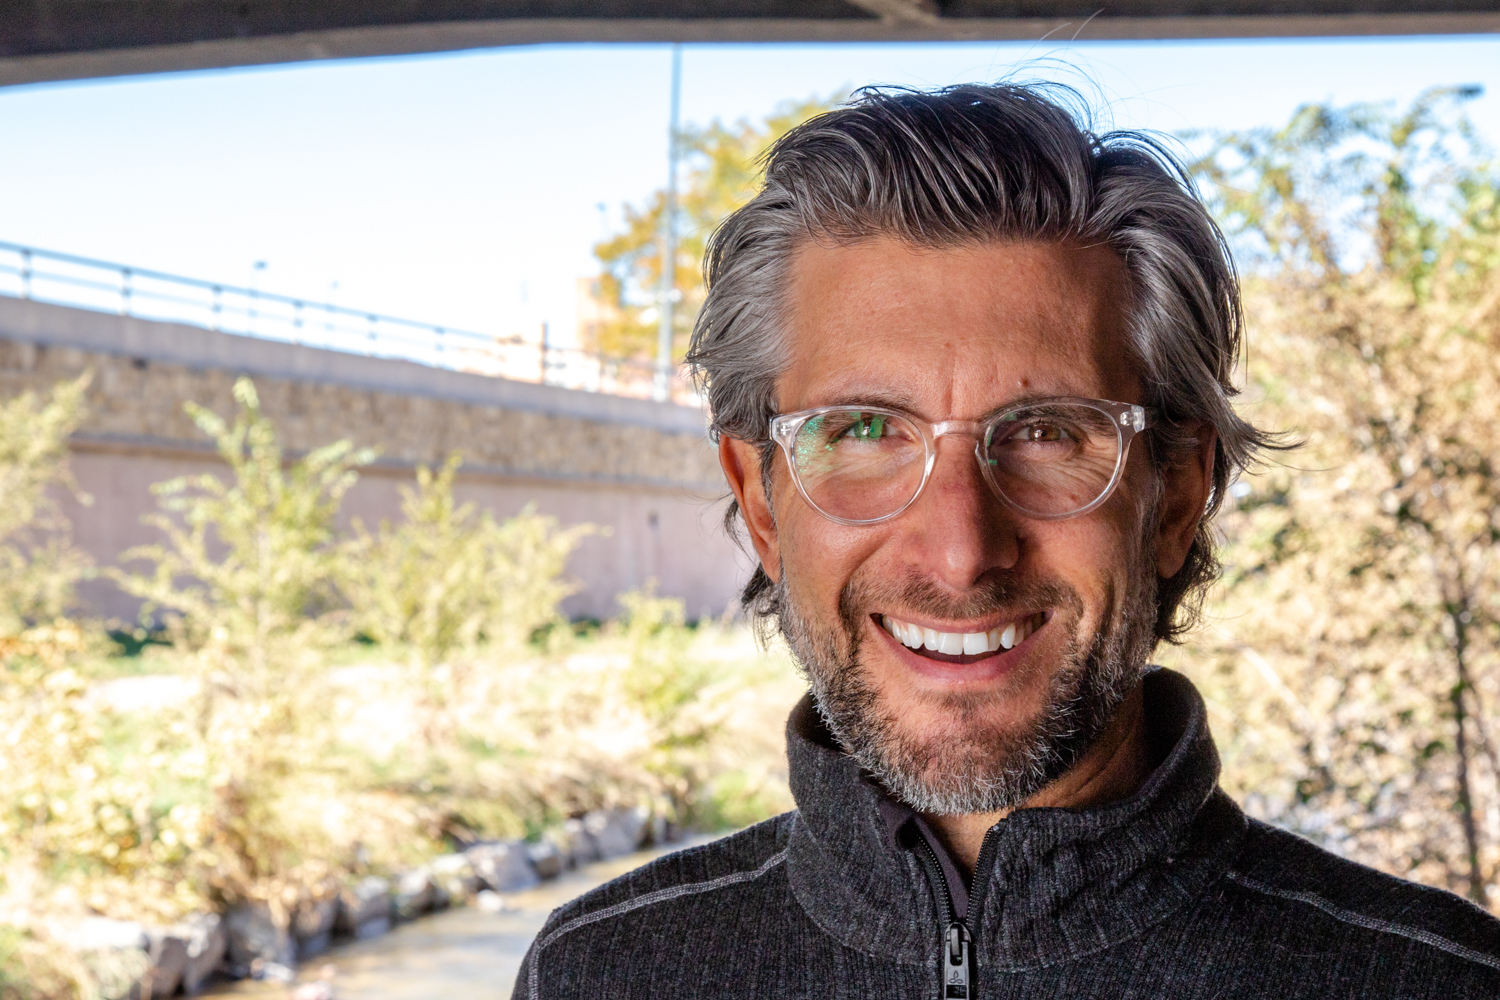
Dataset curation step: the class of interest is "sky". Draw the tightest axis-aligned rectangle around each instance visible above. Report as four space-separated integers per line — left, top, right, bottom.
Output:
1 35 1499 351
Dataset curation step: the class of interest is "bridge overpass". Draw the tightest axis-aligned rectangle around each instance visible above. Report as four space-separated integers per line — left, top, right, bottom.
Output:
3 0 1497 89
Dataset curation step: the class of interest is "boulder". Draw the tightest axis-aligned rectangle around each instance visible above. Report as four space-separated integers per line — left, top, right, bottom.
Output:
465 841 538 892
336 876 392 940
649 813 684 848
561 818 599 866
224 903 294 977
291 896 338 959
176 913 226 995
392 869 435 921
526 840 563 880
584 806 649 860
428 853 480 901
142 926 189 997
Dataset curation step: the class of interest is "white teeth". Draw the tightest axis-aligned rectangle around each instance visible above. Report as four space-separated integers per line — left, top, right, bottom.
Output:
882 615 921 650
881 614 1039 657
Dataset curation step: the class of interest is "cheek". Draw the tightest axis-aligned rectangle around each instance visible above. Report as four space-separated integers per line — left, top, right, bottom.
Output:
777 504 886 612
1029 517 1136 622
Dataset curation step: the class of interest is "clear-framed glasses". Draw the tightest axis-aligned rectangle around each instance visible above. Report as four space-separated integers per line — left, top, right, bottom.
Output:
768 397 1153 526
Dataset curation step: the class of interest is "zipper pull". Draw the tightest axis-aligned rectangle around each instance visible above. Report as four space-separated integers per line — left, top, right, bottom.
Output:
943 920 971 998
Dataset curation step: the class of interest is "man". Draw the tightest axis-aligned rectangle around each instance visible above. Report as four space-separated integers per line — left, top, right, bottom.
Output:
515 83 1500 998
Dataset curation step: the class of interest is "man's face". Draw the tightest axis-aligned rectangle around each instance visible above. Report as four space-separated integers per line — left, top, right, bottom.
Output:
725 238 1199 814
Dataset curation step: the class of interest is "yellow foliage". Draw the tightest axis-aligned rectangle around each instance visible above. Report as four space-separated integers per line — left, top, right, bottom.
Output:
588 96 836 361
0 375 92 632
1182 87 1500 905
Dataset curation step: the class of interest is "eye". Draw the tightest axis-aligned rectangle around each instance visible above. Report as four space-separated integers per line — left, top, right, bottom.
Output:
1018 422 1071 443
841 414 888 441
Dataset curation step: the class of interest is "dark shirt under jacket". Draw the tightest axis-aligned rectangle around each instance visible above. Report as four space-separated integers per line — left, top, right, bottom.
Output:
514 669 1500 999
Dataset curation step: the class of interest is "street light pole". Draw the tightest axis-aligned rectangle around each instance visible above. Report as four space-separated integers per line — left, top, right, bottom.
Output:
654 43 682 403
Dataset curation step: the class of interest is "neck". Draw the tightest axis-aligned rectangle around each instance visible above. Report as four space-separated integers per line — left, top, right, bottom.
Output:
922 682 1153 876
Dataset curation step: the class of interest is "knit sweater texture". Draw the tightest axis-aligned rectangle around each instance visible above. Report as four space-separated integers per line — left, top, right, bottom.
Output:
514 668 1500 998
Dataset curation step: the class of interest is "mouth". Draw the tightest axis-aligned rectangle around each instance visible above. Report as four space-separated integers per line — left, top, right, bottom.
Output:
876 611 1047 665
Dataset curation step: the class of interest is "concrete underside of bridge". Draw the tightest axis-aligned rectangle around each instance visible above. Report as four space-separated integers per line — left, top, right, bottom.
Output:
0 295 749 623
3 1 1499 88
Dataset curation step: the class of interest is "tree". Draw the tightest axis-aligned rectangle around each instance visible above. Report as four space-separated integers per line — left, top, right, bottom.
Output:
1182 88 1500 905
587 96 835 362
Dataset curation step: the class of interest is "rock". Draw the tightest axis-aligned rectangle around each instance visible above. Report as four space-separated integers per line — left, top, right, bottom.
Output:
392 869 435 921
649 813 684 847
142 926 189 998
291 896 338 959
475 890 508 913
561 818 599 866
336 876 392 940
428 853 480 901
584 806 649 860
537 827 576 870
224 903 294 977
428 879 452 912
526 840 563 880
177 913 226 995
465 841 539 892
254 959 295 982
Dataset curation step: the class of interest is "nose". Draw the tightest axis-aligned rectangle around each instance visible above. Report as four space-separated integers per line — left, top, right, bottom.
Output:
900 435 1021 589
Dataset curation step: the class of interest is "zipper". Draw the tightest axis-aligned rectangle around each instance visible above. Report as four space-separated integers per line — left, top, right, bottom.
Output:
916 836 971 999
915 826 1003 1000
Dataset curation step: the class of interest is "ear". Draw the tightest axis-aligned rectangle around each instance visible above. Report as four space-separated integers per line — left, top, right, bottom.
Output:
720 435 783 583
1154 424 1217 580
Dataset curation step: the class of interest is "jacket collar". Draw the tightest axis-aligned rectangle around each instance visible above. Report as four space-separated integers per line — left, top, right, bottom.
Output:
782 668 1247 970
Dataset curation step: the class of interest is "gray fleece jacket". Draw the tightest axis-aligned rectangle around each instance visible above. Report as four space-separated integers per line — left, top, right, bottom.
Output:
514 668 1500 999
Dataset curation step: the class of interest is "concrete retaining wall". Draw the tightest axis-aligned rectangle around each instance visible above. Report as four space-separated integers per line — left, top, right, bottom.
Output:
0 296 751 622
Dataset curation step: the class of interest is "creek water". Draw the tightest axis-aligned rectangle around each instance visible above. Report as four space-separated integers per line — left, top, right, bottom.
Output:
202 835 720 999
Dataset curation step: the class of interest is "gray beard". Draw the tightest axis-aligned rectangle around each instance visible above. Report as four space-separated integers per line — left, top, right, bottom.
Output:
776 528 1161 816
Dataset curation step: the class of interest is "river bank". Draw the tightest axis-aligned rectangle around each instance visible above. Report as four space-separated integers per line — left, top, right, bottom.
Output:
200 834 722 999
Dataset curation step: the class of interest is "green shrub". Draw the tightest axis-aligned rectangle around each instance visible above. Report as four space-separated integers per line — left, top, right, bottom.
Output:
338 453 593 671
112 376 374 664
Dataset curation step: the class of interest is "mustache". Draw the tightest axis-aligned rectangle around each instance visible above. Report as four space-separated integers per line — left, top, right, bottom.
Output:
836 571 1085 631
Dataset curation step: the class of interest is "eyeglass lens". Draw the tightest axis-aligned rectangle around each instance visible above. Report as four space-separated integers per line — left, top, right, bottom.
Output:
984 403 1124 517
787 403 1124 522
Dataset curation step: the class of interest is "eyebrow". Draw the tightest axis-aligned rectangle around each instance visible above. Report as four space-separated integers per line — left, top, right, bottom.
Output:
816 388 923 412
810 388 1073 421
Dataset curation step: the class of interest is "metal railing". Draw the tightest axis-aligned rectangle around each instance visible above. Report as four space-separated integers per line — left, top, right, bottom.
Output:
0 241 698 406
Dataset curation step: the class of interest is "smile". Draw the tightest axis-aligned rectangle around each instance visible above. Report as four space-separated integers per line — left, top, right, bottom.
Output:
879 612 1043 657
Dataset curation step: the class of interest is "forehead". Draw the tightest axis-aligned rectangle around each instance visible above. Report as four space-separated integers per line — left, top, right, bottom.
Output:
777 237 1138 417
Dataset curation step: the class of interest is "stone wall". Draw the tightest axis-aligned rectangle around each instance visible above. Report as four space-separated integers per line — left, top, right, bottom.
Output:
0 296 751 621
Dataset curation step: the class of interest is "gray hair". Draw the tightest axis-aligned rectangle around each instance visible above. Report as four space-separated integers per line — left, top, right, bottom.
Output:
686 82 1277 643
